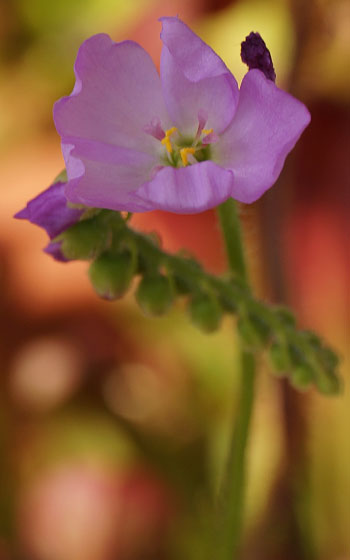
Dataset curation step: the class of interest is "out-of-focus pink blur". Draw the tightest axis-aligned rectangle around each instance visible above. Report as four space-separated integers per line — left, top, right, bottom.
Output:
1 1 349 559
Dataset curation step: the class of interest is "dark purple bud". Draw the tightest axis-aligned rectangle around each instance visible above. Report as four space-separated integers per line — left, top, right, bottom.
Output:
241 32 276 82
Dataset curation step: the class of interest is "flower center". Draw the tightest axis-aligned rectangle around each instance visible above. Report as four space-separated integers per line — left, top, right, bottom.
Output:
144 113 218 168
159 125 216 167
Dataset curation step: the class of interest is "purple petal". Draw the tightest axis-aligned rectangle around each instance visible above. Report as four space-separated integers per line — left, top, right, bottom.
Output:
63 141 155 211
44 241 69 262
160 16 234 82
54 34 169 155
160 17 239 135
134 161 234 213
15 181 83 238
214 69 311 203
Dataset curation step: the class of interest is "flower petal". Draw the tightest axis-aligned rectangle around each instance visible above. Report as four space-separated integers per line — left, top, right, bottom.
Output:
15 181 83 238
63 141 155 212
160 17 239 135
134 161 234 213
214 69 311 203
44 241 69 262
54 34 169 155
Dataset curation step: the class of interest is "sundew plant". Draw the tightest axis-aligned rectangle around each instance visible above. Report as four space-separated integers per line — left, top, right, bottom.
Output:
16 16 340 559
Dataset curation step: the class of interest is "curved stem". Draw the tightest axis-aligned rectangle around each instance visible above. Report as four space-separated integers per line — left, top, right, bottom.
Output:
217 199 256 559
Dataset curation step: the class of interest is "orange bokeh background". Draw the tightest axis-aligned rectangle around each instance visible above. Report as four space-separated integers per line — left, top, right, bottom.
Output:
1 1 349 559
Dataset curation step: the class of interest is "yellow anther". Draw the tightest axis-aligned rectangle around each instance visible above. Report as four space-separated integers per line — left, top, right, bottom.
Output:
161 136 173 153
180 147 196 166
202 128 213 135
166 127 178 136
161 127 178 153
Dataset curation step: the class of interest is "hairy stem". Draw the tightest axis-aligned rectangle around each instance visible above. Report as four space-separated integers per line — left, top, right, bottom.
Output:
217 199 256 559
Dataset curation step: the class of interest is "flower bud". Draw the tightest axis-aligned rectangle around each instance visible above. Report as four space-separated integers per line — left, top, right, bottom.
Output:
269 341 291 374
188 293 222 333
314 369 341 395
320 347 339 371
89 251 134 300
136 274 173 316
291 364 313 391
275 307 296 328
303 330 321 348
237 314 270 348
241 32 276 82
60 217 108 260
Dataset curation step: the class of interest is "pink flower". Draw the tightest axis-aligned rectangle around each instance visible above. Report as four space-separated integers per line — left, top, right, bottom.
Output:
16 16 311 253
53 16 310 213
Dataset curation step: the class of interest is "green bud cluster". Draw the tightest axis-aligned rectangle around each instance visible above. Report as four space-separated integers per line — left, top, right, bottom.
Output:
57 209 341 395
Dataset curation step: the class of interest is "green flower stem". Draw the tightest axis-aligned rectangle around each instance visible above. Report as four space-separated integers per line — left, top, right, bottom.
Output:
220 351 255 558
217 199 256 559
217 199 248 284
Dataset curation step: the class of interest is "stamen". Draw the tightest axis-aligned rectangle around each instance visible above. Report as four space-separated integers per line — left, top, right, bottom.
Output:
165 127 178 137
202 130 219 145
161 127 178 153
180 147 196 166
161 136 172 153
202 128 213 136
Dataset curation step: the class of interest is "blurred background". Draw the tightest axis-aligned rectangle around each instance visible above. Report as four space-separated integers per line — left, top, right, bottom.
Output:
1 0 349 558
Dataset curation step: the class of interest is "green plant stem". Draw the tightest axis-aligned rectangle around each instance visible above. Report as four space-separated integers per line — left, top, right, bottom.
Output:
217 199 257 559
217 199 248 284
219 350 255 558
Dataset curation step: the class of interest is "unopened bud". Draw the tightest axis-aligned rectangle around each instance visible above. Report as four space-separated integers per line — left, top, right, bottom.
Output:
315 369 341 395
269 341 291 374
237 314 270 348
89 251 134 300
320 347 339 371
291 364 313 391
60 217 108 260
241 32 276 82
136 274 173 316
189 293 222 333
275 307 296 328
